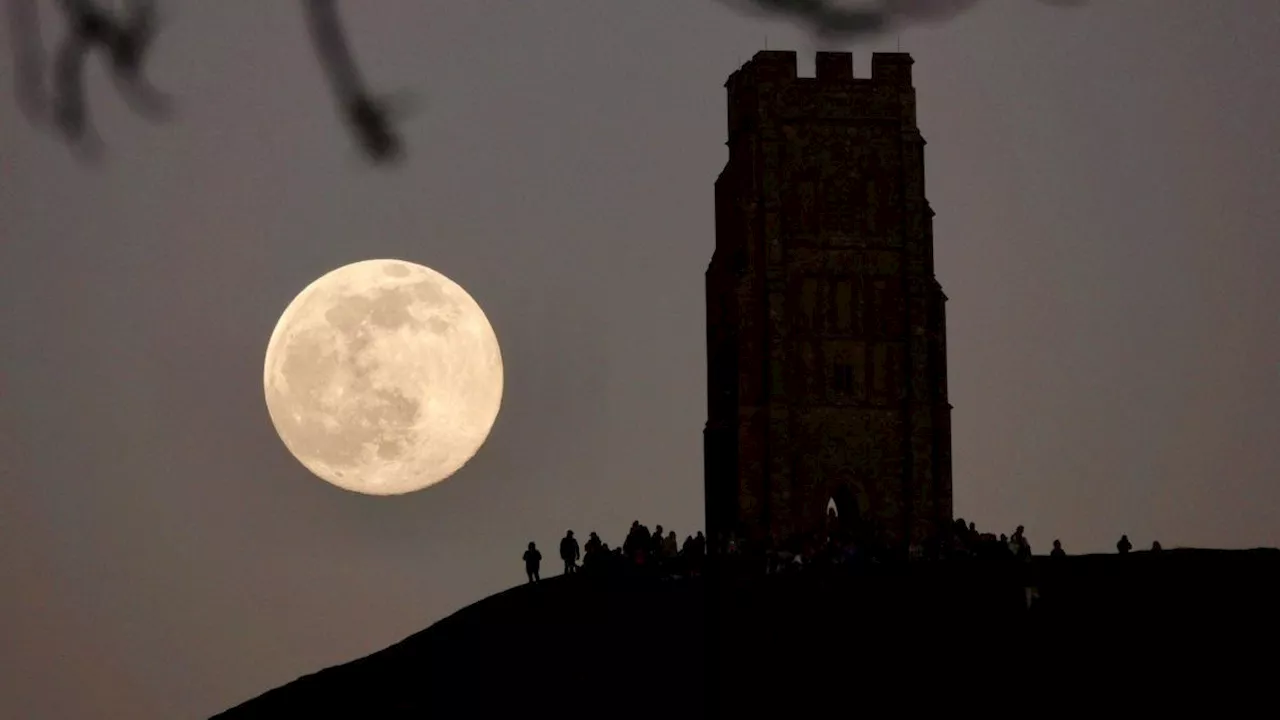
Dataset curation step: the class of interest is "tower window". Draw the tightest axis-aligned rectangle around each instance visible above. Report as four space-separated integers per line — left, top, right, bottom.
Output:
835 280 852 331
833 362 854 394
800 278 819 328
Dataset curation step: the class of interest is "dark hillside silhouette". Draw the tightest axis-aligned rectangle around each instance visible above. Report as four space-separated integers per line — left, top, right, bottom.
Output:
214 570 707 719
214 548 1280 718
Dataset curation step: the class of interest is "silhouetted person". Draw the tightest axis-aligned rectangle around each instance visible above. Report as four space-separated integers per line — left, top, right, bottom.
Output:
1117 535 1132 555
523 542 542 583
997 533 1012 560
1011 525 1032 561
560 530 580 574
689 531 706 575
1051 539 1066 558
663 531 678 560
650 525 665 563
624 521 645 561
584 531 603 566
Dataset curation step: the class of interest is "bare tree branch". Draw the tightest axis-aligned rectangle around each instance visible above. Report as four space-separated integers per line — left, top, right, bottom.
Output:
718 0 1085 40
50 4 87 140
303 0 402 164
8 1 1086 165
718 0 890 39
6 0 47 123
101 0 170 120
36 0 168 152
6 0 402 165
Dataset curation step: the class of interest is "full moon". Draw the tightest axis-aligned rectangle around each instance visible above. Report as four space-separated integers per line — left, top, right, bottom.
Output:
263 259 503 495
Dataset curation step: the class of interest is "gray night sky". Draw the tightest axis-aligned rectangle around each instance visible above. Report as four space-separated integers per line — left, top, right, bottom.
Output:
2 1 1278 717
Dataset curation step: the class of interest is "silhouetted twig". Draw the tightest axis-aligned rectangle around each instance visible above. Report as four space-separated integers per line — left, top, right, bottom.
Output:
303 0 403 164
46 0 169 149
6 0 47 123
719 0 889 39
719 0 1086 40
9 0 1084 165
7 0 403 165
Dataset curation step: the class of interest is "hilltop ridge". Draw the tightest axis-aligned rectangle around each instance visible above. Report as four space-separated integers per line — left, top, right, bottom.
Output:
215 548 1280 718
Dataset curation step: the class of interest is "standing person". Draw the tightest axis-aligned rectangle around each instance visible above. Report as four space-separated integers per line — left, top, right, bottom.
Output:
1011 525 1032 561
523 542 542 583
559 530 580 574
584 531 602 557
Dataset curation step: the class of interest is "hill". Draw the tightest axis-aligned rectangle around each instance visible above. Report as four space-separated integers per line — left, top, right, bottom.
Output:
214 548 1280 718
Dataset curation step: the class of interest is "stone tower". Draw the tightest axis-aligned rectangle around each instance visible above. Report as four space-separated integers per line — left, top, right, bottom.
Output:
704 51 952 551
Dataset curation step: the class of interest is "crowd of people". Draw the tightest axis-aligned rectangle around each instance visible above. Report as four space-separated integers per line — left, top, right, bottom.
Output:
521 514 1164 584
522 522 710 583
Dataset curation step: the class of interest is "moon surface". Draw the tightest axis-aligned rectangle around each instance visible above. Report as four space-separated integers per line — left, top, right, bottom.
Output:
263 259 503 495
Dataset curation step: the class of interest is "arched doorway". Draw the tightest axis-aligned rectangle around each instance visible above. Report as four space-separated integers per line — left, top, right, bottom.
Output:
825 483 868 544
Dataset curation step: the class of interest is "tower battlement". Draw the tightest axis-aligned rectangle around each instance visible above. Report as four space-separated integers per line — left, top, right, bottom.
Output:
727 50 913 86
726 51 918 141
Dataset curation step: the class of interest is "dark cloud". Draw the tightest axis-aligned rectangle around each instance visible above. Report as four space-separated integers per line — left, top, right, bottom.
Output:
718 0 1085 40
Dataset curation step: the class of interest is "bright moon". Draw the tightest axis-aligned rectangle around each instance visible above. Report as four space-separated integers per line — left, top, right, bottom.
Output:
263 259 503 495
